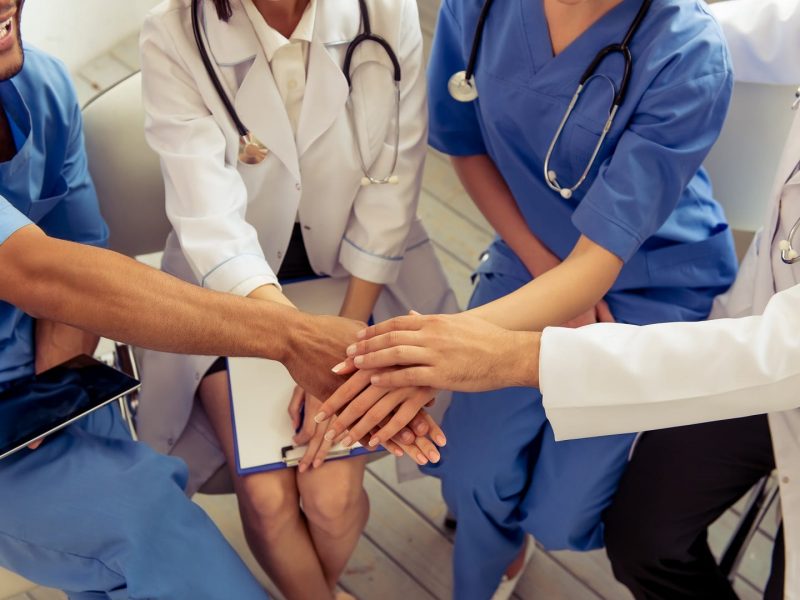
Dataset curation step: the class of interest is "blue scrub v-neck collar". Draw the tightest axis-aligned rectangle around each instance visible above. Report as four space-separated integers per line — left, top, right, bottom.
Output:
524 0 640 75
0 78 33 174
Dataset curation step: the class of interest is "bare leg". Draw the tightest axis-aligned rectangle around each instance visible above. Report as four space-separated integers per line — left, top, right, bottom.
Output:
199 371 334 600
296 456 369 589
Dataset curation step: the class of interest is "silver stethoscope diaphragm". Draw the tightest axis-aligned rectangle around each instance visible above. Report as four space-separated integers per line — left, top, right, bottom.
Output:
448 71 479 103
793 86 800 111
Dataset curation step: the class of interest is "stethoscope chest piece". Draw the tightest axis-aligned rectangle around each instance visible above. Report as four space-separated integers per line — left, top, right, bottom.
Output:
238 133 269 165
448 71 479 103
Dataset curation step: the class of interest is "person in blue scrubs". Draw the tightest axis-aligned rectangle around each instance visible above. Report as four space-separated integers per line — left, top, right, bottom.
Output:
0 4 271 597
397 0 735 597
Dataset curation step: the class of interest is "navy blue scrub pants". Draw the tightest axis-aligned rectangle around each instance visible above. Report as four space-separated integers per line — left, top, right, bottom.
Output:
0 401 268 600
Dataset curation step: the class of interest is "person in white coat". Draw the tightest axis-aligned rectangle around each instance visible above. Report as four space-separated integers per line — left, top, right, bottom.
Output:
137 1 456 599
326 0 800 596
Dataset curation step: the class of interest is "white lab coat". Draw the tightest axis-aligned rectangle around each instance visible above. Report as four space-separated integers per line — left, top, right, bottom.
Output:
134 0 457 489
540 0 800 594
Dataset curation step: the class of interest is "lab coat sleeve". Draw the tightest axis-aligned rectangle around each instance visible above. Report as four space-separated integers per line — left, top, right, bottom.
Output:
339 0 428 285
425 0 487 156
711 0 800 85
37 66 108 249
572 48 733 262
541 283 800 441
140 15 277 296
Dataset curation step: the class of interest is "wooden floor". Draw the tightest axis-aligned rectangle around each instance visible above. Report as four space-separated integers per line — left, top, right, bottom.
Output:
6 2 777 599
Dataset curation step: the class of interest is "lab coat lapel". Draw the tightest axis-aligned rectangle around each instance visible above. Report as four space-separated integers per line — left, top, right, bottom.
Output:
203 0 300 180
295 0 354 157
296 39 349 157
234 52 301 180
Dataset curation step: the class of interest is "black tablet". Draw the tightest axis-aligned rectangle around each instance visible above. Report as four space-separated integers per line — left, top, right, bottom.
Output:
0 354 140 460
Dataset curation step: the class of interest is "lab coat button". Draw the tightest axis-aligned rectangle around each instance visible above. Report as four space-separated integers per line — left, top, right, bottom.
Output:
303 225 311 231
167 438 175 447
783 476 790 484
295 183 302 191
288 79 298 90
277 251 283 259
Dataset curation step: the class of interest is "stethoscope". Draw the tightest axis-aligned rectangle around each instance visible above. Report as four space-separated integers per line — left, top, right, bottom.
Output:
448 0 652 200
191 0 402 186
776 85 800 265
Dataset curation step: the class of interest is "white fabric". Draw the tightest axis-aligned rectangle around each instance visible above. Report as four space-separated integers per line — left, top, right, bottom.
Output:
241 0 315 135
540 0 800 594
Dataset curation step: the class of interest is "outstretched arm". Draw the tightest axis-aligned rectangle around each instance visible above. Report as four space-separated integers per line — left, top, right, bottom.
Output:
0 225 360 400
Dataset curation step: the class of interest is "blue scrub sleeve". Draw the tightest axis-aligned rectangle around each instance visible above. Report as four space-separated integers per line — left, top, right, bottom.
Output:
427 0 487 156
0 195 32 246
37 81 108 249
572 70 733 263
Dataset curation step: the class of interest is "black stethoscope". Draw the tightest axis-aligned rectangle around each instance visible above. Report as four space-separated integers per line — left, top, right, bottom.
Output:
448 0 652 200
191 0 402 186
776 86 800 265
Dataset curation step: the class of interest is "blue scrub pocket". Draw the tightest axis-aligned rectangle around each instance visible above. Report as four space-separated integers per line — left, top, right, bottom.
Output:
27 176 68 222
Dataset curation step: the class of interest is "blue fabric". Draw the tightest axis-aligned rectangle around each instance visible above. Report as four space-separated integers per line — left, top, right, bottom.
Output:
0 396 268 600
423 256 635 599
0 47 109 384
428 0 737 325
0 50 266 599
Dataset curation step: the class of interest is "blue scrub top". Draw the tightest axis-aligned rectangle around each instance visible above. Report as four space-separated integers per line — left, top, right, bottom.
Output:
0 47 108 384
429 0 738 324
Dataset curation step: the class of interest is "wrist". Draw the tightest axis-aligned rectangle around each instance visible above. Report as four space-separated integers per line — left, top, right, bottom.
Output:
502 331 541 388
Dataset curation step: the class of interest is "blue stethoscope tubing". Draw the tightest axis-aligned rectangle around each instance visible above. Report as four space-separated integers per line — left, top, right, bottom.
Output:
448 0 653 199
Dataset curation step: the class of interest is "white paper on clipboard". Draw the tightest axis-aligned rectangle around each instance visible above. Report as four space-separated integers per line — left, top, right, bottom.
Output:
229 277 362 474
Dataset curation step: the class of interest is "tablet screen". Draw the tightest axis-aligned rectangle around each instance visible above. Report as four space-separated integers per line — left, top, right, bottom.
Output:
0 355 140 459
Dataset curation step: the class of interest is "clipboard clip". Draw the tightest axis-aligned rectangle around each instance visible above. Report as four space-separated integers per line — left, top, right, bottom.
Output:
281 444 354 467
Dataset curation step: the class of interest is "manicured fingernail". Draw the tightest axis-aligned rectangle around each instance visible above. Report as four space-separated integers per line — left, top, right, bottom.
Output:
417 454 429 466
435 434 447 447
393 448 403 457
324 430 336 441
401 430 414 443
428 450 441 463
298 464 307 473
313 459 323 469
354 356 364 367
410 310 421 315
415 423 426 434
370 375 381 385
313 412 327 424
332 361 346 374
341 436 353 447
357 329 367 339
368 436 380 447
346 344 357 356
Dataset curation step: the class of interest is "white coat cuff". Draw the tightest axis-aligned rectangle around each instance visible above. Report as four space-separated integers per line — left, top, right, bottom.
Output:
539 326 598 441
202 254 279 296
339 237 404 285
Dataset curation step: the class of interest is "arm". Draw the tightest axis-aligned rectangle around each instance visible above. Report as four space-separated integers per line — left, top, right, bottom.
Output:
451 155 560 278
711 0 800 84
469 235 622 331
539 283 800 440
0 226 360 400
140 16 278 297
35 320 99 373
339 0 428 286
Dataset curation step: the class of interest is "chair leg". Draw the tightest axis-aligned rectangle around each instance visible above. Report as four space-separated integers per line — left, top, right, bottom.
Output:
719 475 780 581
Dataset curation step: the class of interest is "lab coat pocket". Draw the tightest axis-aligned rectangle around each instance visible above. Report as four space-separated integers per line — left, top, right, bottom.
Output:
27 176 68 222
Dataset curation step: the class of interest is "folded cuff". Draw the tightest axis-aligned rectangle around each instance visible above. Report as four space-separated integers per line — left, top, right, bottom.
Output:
202 253 278 296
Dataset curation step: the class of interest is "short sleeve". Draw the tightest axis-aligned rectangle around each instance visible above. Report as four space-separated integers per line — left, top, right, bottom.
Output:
0 195 32 246
572 69 734 262
427 0 487 156
38 81 108 248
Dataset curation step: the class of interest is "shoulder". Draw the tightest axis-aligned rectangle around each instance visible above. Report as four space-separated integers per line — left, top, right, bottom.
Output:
635 0 731 90
14 46 78 117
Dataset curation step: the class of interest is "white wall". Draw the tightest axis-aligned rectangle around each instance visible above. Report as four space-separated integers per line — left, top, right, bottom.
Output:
22 0 160 70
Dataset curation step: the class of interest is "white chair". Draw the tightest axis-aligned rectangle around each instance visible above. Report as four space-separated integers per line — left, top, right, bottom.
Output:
703 82 797 259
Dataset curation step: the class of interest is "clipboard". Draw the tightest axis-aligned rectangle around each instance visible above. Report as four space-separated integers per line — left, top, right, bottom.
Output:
229 277 374 475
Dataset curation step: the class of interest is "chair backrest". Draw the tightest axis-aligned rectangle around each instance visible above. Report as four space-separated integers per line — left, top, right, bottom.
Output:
82 72 171 257
704 82 796 234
